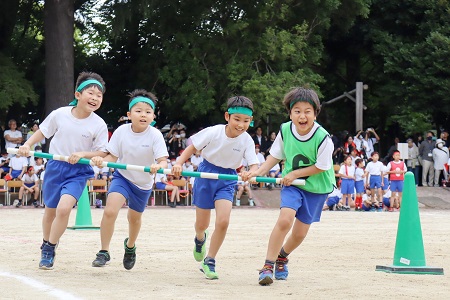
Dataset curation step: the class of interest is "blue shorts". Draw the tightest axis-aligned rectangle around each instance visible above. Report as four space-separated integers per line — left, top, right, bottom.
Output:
355 180 365 194
109 171 151 213
11 169 22 179
326 196 340 207
369 175 382 189
383 197 391 207
25 182 34 188
155 182 167 190
43 160 94 208
192 159 236 209
280 186 327 224
382 177 389 191
1 166 9 172
362 203 372 211
341 178 355 194
390 180 404 192
269 170 281 177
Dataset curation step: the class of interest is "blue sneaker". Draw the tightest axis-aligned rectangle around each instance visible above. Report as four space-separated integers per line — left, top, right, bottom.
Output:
39 244 55 270
200 257 218 279
193 231 208 262
274 257 289 280
258 264 274 286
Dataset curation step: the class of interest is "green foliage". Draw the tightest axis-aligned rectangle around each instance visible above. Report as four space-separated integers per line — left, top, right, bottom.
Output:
388 109 433 138
0 53 38 109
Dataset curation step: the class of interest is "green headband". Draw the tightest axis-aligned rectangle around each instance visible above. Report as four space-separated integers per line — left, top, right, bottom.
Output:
129 96 155 111
227 106 253 116
227 106 254 127
69 79 104 106
289 98 317 111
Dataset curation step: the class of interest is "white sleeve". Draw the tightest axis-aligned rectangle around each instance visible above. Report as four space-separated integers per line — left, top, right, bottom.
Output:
315 136 333 170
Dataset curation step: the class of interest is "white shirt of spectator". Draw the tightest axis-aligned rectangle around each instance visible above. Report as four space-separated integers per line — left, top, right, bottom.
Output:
382 164 390 178
270 163 280 172
270 122 333 171
190 154 204 168
355 168 365 181
339 164 355 177
328 187 342 199
10 156 28 171
107 124 168 190
4 129 23 155
365 161 384 176
191 124 259 169
21 173 39 184
39 106 108 157
256 152 265 167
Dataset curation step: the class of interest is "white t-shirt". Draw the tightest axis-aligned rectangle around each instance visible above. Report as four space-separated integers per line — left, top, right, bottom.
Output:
355 168 365 181
382 165 390 178
107 124 168 190
4 130 23 156
256 152 265 166
328 187 342 199
270 122 333 171
39 106 108 156
339 164 355 177
190 155 203 168
191 125 259 169
21 173 39 184
10 156 28 171
365 161 384 176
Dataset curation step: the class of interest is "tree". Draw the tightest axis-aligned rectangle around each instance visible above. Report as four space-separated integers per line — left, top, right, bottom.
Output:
44 0 75 115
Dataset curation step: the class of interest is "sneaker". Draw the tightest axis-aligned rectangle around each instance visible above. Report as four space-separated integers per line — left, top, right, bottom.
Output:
193 231 208 262
33 201 39 208
267 183 273 190
15 200 22 208
388 207 394 212
258 264 274 286
123 238 136 270
39 243 55 270
200 257 218 279
235 199 241 206
274 257 289 280
169 201 176 208
92 251 111 267
248 199 255 206
377 207 383 212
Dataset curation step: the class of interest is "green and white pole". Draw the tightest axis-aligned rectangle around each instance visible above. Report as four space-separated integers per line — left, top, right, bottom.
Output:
7 148 305 185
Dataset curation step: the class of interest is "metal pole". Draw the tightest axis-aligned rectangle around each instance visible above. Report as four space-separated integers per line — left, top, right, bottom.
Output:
356 82 363 132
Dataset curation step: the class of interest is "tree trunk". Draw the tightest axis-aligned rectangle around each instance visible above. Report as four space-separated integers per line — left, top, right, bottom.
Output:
44 0 74 116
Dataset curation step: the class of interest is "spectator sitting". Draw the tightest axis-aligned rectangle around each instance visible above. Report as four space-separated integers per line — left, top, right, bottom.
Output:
33 157 45 178
154 173 180 207
361 189 382 212
322 185 342 211
190 150 203 171
9 151 28 179
235 181 254 207
17 166 40 208
267 162 282 190
26 122 46 151
0 150 11 178
4 119 23 157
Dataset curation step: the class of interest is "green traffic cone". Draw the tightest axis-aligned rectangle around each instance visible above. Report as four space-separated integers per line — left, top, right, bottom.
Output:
67 186 100 230
376 172 443 274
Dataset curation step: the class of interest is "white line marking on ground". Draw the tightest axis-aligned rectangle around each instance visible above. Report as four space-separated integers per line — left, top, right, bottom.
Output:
0 271 83 300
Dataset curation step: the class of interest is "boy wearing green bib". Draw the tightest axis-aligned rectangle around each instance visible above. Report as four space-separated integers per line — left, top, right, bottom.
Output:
243 87 335 286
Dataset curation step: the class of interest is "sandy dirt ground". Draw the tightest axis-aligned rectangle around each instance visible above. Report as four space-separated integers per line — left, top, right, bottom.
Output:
0 206 449 300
